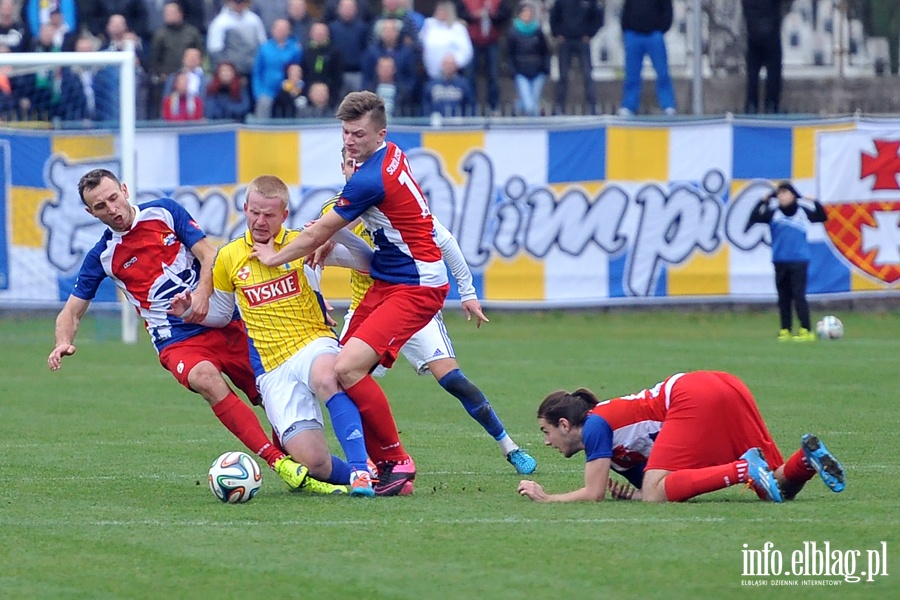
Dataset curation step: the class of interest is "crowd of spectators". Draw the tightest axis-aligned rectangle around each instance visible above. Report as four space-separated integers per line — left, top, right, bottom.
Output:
2 1 894 124
0 0 568 124
0 0 690 124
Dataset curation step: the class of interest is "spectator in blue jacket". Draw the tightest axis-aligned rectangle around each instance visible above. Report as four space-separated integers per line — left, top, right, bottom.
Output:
619 0 676 116
423 53 474 117
745 181 828 342
329 0 370 97
252 17 301 118
362 18 418 113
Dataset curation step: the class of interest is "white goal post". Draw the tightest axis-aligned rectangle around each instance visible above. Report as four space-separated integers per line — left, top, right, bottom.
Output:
0 44 138 343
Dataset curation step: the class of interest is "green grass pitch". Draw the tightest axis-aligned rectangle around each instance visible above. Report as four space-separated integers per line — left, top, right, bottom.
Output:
1 309 897 599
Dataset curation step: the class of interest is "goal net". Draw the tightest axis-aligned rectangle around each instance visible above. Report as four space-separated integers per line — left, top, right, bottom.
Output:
0 45 138 342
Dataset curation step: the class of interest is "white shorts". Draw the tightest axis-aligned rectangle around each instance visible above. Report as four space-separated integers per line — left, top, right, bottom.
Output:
256 336 339 444
341 309 455 376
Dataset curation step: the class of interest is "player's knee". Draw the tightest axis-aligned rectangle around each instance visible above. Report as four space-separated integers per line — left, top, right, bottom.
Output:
640 472 669 503
310 361 342 399
299 447 333 481
641 487 667 503
187 361 228 401
333 357 363 388
305 453 333 481
314 376 342 401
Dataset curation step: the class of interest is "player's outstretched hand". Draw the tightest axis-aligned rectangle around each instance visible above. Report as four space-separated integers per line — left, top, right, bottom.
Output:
184 288 209 323
517 480 547 502
322 297 338 327
607 478 638 500
461 299 489 329
167 289 193 319
307 240 336 270
250 238 277 266
48 343 76 371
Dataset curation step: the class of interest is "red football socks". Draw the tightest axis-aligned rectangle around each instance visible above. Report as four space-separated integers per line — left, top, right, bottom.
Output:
345 375 408 462
664 462 744 502
211 392 283 467
782 449 816 484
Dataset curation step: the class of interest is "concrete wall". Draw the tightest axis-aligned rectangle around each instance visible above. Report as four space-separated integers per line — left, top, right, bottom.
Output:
488 74 900 116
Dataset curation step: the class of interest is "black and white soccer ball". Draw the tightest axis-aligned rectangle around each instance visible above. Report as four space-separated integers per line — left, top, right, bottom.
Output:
208 451 262 503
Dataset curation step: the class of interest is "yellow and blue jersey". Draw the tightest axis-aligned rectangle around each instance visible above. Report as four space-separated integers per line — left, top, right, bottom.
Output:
211 227 335 376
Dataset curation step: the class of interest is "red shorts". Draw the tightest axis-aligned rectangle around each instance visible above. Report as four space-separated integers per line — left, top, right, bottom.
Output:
158 320 259 401
646 371 784 472
340 279 449 369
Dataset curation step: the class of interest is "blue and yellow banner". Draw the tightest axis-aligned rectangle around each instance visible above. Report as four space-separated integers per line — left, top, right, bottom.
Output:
1 118 897 308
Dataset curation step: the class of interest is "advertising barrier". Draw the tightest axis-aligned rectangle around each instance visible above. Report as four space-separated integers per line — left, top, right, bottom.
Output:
1 117 897 308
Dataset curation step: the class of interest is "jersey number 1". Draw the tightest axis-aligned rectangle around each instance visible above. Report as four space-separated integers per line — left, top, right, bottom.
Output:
398 168 431 218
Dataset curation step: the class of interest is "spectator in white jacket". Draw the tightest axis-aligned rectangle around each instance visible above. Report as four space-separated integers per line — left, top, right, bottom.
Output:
419 1 472 80
207 0 268 77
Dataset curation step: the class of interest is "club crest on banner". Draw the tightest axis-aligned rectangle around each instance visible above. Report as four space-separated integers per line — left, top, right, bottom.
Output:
818 131 900 284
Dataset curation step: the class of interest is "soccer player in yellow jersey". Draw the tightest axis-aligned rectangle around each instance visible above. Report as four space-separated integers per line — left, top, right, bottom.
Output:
319 150 537 475
170 175 378 497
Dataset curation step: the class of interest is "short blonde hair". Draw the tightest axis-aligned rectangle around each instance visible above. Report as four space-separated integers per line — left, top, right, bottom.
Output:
246 175 290 208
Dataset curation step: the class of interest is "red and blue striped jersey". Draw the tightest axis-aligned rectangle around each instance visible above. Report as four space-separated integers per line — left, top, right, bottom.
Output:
582 373 685 484
333 142 448 288
71 198 232 352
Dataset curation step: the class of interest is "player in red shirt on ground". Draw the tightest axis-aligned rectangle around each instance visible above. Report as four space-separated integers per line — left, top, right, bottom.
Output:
252 91 449 495
47 169 320 491
518 371 845 503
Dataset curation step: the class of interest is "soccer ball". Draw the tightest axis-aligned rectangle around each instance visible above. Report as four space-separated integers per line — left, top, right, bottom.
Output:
208 451 262 503
816 315 844 340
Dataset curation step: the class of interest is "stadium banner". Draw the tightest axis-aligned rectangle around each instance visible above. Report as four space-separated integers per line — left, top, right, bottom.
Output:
1 118 898 309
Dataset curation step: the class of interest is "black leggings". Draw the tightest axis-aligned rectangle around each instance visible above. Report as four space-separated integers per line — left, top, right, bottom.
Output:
774 261 810 330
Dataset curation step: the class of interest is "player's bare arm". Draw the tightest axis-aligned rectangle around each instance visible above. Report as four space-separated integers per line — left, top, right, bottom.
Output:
518 458 611 502
48 296 91 370
251 210 350 266
184 237 217 323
